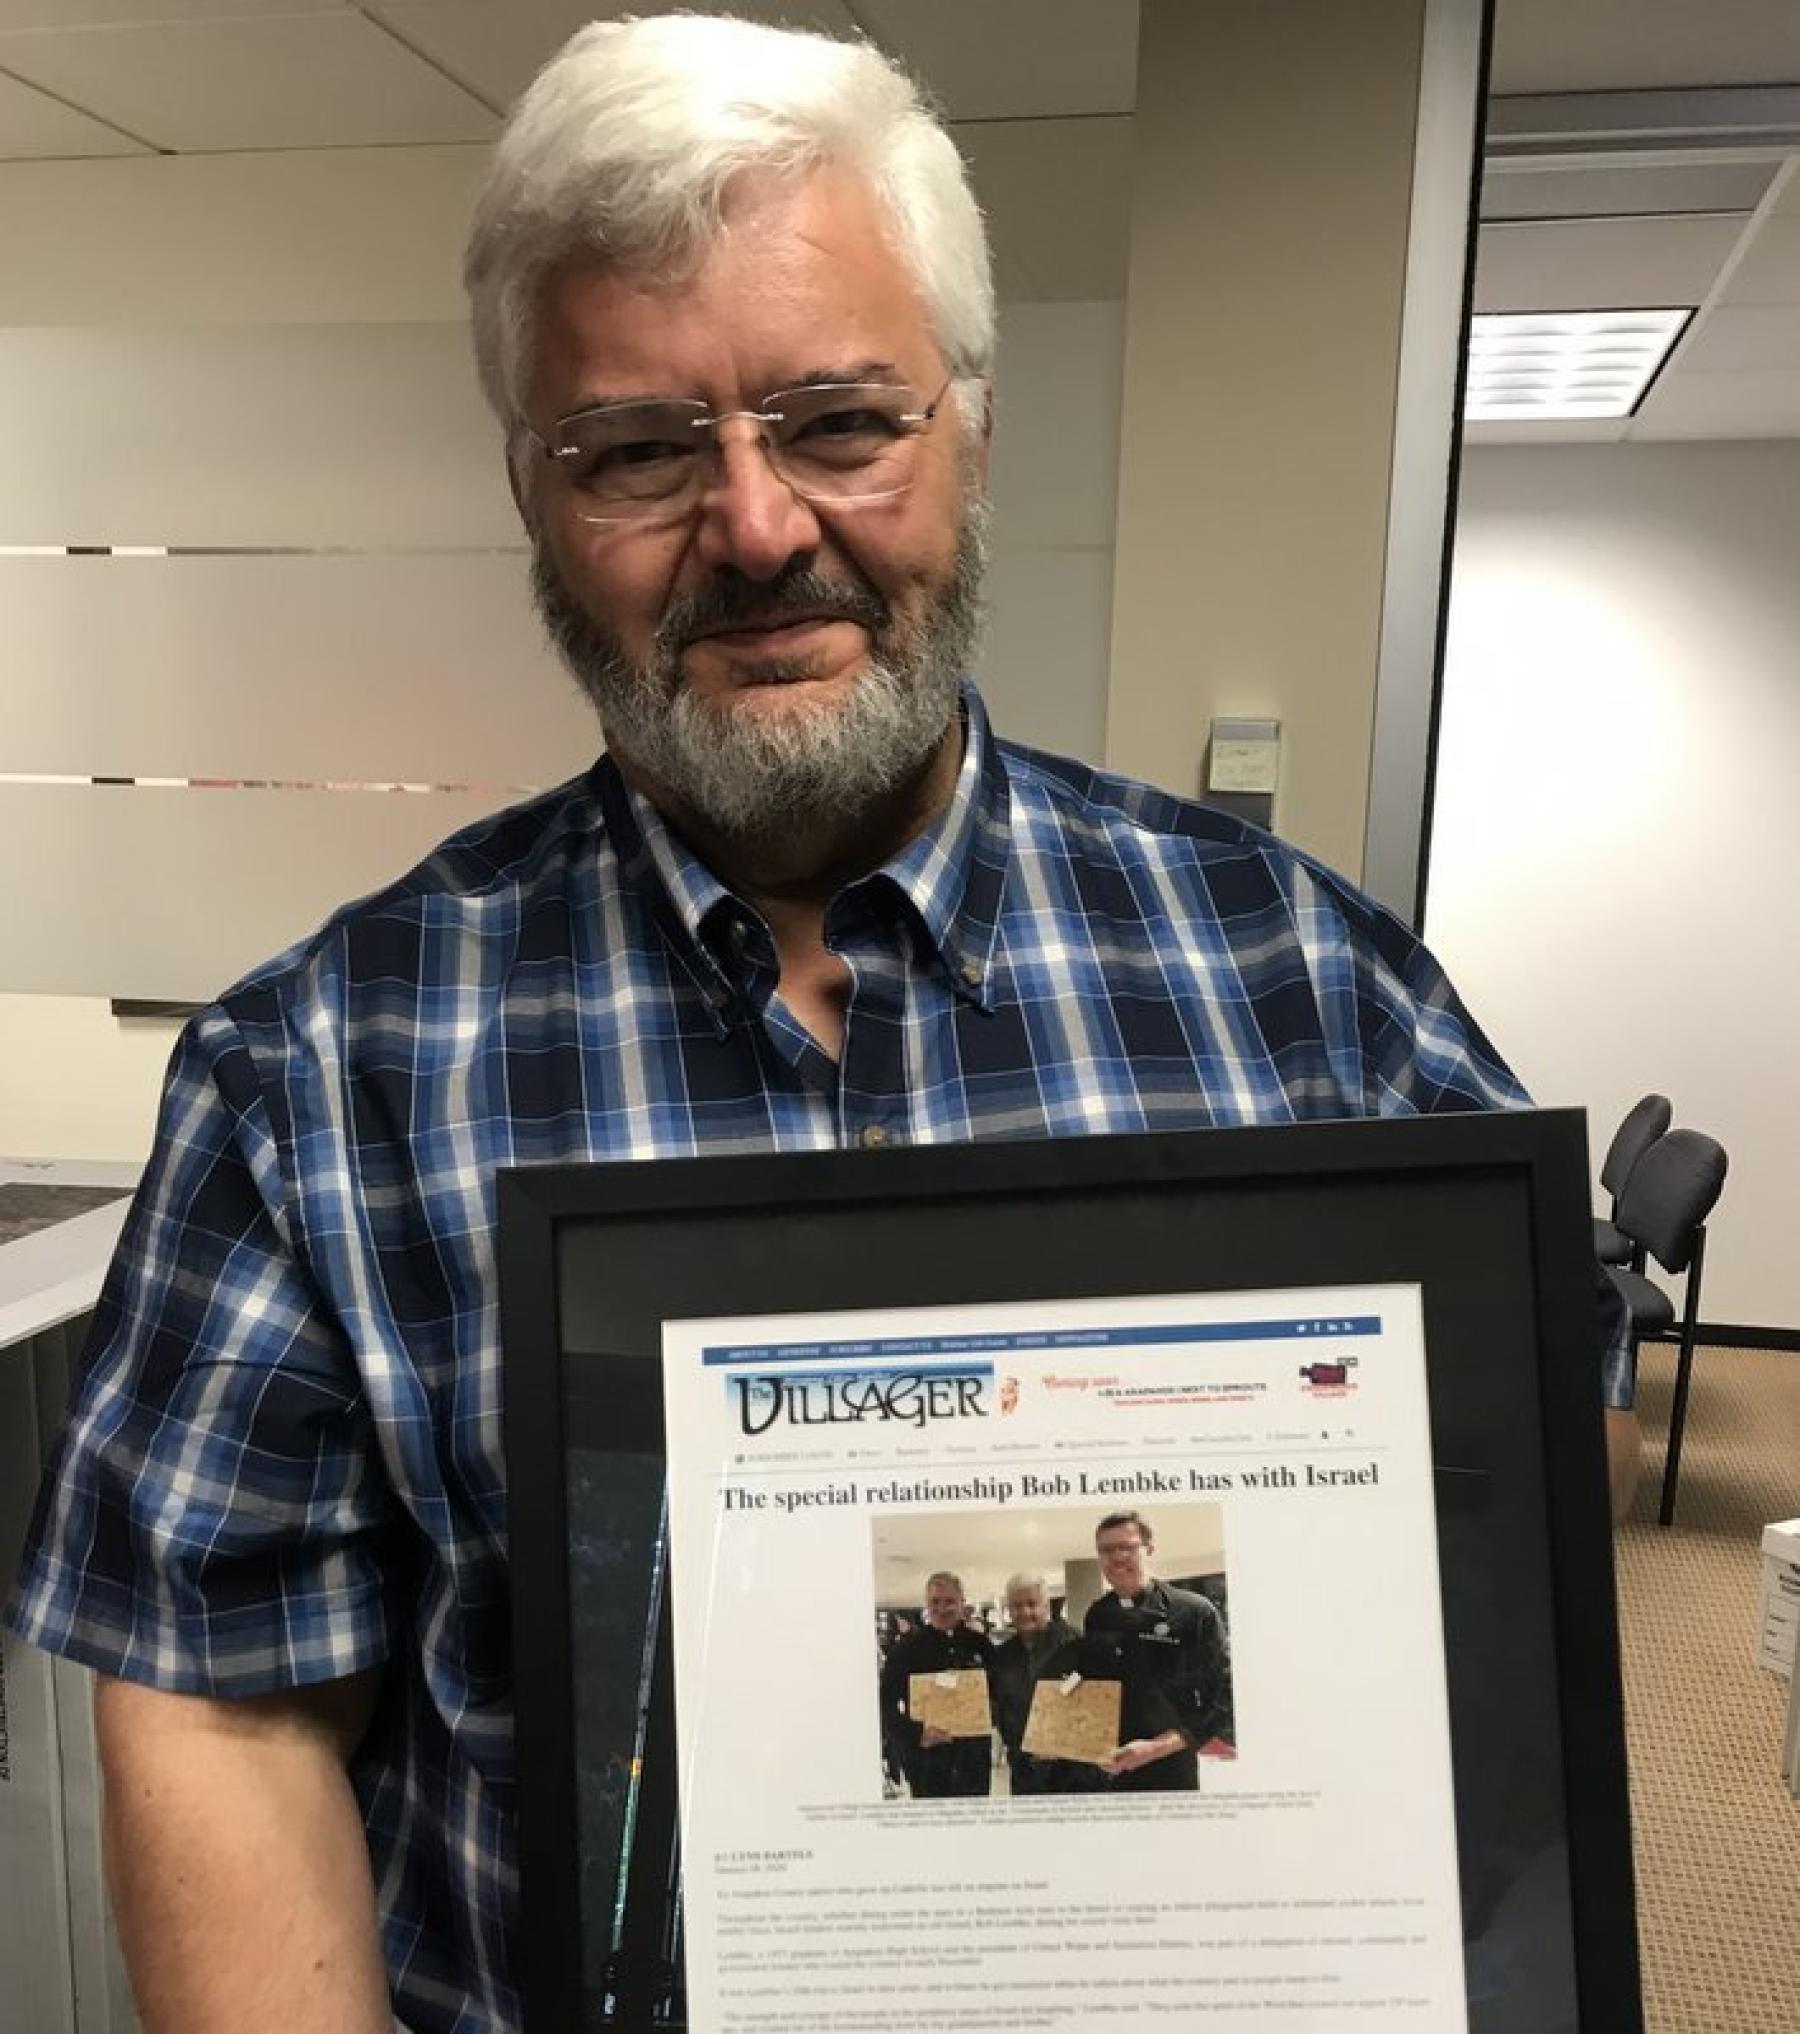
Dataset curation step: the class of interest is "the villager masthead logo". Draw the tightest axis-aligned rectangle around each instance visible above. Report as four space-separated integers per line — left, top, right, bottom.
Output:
730 1364 991 1437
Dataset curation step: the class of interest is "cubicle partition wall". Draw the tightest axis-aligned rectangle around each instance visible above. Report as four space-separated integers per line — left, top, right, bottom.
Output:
0 1314 137 2034
0 1185 139 2034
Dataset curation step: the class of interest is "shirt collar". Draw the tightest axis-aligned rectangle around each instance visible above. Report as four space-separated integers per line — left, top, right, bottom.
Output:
1116 1581 1165 1611
873 683 1007 1007
597 680 1011 1016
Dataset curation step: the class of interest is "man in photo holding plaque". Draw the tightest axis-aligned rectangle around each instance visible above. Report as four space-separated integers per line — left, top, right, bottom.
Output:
879 1572 997 1798
992 1572 1101 1796
1084 1512 1233 1792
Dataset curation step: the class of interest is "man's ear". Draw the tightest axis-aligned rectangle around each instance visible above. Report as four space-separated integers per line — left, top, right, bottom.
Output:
505 443 534 533
975 381 995 489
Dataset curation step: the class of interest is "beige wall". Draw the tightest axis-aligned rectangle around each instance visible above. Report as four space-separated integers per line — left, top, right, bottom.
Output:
3 8 1474 1155
1106 0 1435 879
0 998 174 1163
1430 442 1800 1331
0 148 1126 1159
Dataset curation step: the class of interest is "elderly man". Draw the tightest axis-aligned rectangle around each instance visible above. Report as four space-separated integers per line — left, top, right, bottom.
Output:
6 14 1633 2032
990 1571 1098 1795
878 1570 997 1799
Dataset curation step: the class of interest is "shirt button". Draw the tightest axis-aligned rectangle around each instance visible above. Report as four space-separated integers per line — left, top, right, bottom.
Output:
859 1124 894 1149
958 960 983 988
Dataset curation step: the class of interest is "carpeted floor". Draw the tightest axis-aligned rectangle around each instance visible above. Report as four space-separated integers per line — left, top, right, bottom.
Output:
1615 1341 1800 2033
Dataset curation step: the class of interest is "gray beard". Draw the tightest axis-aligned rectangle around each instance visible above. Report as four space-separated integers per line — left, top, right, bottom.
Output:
530 506 989 839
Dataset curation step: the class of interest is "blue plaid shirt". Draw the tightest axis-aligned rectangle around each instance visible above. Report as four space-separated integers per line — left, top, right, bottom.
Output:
9 688 1622 2032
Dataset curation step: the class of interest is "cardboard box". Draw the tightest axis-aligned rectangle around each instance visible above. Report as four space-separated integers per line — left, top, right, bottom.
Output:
1756 1518 1800 1679
1785 1658 1800 1797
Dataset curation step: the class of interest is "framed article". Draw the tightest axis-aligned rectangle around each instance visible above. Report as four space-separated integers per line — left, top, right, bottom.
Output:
499 1110 1641 2034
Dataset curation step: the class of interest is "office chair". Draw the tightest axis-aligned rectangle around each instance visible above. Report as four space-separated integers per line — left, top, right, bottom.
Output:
1593 1093 1673 1271
1606 1127 1728 1527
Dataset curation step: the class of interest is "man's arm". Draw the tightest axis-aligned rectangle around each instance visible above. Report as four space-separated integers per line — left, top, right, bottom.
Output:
878 1638 921 1757
96 1670 393 2034
1105 1594 1228 1773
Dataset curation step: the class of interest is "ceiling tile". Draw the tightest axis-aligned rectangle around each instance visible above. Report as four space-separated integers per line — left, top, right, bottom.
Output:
0 13 497 151
368 0 860 113
1480 160 1777 224
1490 0 1800 95
1473 214 1749 312
956 115 1134 301
1464 417 1632 446
0 1 345 23
0 63 146 157
858 0 1138 120
1676 303 1800 371
1720 214 1800 305
1630 366 1800 438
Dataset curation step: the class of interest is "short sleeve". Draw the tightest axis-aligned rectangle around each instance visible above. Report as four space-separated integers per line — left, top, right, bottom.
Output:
7 1007 399 1695
1351 903 1526 1116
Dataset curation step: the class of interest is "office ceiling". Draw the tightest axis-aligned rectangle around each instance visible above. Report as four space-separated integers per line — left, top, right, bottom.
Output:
1488 0 1800 96
1 0 1797 439
1477 0 1800 440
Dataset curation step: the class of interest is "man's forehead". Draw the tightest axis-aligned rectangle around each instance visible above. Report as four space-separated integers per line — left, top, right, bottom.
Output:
527 167 941 412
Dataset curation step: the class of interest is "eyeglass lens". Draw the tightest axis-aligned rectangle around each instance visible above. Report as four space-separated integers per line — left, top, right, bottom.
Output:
549 383 933 515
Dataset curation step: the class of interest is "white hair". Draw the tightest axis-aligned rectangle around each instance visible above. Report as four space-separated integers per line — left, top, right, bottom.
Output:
1003 1572 1048 1599
464 13 995 470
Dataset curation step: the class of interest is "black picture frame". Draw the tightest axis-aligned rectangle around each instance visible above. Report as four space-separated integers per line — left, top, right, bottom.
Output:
500 1108 1641 2034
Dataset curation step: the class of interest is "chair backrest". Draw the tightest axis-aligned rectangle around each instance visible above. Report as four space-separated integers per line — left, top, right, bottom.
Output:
1615 1128 1728 1275
1599 1092 1673 1201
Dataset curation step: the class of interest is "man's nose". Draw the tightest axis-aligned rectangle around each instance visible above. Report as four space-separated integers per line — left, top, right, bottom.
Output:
690 425 822 580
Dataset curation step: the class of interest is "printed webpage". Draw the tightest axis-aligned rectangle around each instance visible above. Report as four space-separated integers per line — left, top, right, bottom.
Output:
661 1284 1468 2032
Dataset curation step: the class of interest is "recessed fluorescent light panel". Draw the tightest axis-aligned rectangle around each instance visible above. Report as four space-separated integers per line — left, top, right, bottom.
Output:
1464 309 1692 422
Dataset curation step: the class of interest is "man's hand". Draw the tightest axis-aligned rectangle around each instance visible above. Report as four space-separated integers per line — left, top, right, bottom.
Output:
95 1669 394 2034
1102 1729 1186 1776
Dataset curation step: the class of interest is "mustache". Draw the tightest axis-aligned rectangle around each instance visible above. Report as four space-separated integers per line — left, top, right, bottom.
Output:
657 565 890 654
